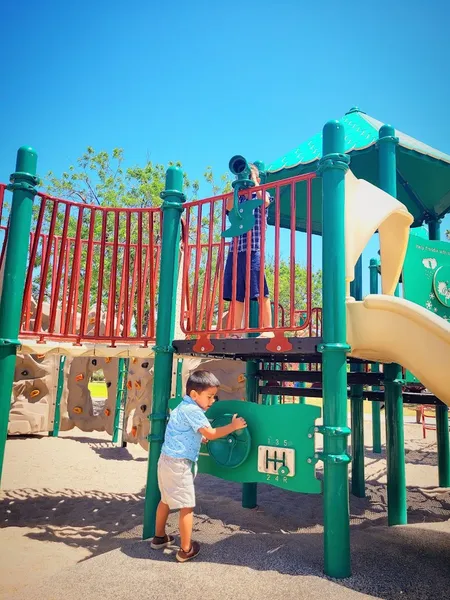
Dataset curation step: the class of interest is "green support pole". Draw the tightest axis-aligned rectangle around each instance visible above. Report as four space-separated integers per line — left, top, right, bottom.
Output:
175 359 183 401
113 358 129 444
120 358 131 448
49 356 66 437
143 167 185 539
369 258 382 454
261 362 274 406
378 124 407 526
298 362 306 404
298 314 306 404
428 219 450 487
242 300 259 508
350 256 365 498
0 147 38 485
318 120 351 578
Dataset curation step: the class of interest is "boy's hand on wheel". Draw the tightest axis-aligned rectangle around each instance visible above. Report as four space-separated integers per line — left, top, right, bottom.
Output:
232 413 247 431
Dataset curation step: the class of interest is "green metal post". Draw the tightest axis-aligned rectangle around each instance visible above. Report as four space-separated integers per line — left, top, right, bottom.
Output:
378 124 407 526
120 358 131 448
261 362 274 406
175 359 183 401
318 120 351 578
369 258 382 453
297 314 306 404
298 362 306 404
0 147 38 484
143 167 185 539
49 355 66 437
242 300 259 508
428 219 450 487
262 305 277 405
350 256 365 498
113 358 128 444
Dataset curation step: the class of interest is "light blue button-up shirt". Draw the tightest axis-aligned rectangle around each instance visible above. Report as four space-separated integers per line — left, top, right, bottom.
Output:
161 395 211 462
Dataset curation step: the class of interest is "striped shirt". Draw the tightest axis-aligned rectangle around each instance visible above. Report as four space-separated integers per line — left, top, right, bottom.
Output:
230 191 272 253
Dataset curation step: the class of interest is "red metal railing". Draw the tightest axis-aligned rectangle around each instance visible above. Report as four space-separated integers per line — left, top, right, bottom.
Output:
0 189 162 346
0 172 321 348
180 173 319 344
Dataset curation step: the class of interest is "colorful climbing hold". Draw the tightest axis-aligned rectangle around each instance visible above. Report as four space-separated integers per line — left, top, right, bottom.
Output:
37 354 45 359
89 316 96 324
75 373 84 382
73 406 83 414
105 357 111 363
238 374 245 383
135 380 141 389
127 380 132 390
30 389 40 398
105 408 111 416
131 426 137 436
132 358 137 364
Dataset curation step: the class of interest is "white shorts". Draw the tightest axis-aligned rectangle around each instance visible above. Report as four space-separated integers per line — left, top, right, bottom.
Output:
158 454 196 510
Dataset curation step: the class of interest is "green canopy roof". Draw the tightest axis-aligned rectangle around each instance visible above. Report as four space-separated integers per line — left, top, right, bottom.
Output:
265 107 450 233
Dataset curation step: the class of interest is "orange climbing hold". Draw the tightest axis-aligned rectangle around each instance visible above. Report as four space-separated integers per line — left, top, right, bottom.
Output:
135 380 141 389
37 354 45 359
105 357 112 363
73 406 83 414
75 373 84 382
127 380 132 390
131 426 137 436
132 357 137 364
30 389 40 398
89 316 96 324
104 408 111 416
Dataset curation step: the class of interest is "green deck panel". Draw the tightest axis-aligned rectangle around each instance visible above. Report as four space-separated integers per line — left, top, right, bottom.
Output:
265 108 450 233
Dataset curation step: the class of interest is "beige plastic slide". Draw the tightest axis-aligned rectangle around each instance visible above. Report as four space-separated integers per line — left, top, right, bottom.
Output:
344 169 450 407
347 296 450 407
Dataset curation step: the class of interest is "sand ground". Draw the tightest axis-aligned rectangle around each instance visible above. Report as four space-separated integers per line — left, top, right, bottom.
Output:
0 417 449 600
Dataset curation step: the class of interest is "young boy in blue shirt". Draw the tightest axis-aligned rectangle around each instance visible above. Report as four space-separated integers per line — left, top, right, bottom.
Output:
151 370 247 562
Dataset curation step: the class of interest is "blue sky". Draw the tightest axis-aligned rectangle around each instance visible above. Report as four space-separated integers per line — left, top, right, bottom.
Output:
1 0 449 292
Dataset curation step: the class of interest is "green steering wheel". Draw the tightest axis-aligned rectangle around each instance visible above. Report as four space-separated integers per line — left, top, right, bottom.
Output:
207 413 252 469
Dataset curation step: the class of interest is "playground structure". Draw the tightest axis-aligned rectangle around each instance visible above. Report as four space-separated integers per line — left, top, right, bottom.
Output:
1 208 248 442
0 108 449 579
7 351 247 446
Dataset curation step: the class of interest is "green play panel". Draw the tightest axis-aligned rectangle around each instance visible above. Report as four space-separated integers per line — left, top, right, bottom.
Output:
169 398 322 494
403 234 450 383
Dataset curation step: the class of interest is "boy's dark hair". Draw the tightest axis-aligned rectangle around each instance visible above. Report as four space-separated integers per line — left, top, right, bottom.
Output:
186 370 220 396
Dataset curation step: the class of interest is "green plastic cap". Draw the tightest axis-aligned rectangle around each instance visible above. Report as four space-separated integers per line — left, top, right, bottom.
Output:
165 165 183 193
322 120 345 155
15 146 38 175
379 124 396 139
